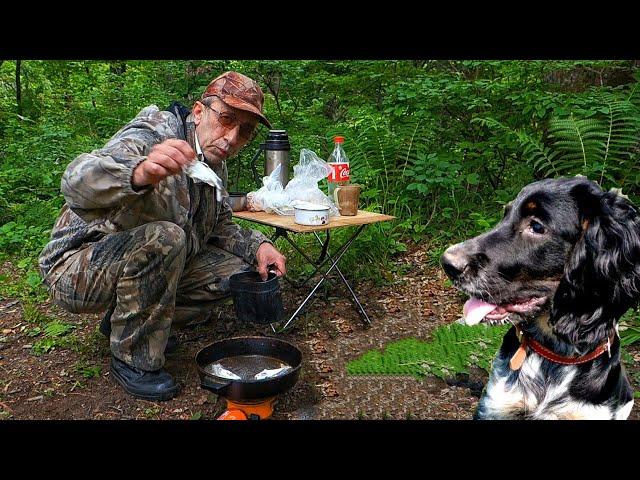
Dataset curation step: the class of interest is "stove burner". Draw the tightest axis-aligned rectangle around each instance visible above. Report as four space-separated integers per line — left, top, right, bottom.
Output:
218 397 277 420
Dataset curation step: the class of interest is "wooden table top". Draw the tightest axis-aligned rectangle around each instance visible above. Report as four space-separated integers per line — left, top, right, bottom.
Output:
232 210 396 233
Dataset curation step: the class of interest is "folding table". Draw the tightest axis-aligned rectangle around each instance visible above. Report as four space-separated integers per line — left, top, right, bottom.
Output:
232 210 396 332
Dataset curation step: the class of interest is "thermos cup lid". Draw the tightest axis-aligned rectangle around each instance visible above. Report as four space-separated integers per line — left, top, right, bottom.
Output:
264 130 290 151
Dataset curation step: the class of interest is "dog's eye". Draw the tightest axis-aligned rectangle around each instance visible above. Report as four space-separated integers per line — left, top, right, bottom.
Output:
529 220 546 234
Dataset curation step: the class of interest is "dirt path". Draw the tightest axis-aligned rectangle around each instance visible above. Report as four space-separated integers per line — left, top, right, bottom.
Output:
1 247 639 420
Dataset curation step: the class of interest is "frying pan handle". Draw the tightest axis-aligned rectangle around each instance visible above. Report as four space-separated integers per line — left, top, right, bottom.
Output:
200 376 232 393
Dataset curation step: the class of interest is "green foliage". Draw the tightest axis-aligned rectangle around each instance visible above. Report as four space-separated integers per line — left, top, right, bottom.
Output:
32 338 57 355
1 60 639 288
21 301 49 323
346 322 510 380
145 407 161 418
0 222 51 256
469 211 501 230
74 360 102 379
404 152 463 198
476 88 640 193
620 307 640 347
43 321 75 337
545 91 640 184
17 299 77 356
0 256 48 302
32 320 76 356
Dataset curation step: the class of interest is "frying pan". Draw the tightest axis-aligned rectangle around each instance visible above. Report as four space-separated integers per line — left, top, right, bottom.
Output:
195 336 302 402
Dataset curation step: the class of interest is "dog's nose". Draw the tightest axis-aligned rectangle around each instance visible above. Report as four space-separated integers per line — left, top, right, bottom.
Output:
441 244 469 280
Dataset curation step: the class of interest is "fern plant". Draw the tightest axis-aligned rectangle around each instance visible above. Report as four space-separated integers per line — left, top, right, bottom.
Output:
346 113 434 218
346 322 510 380
620 306 640 347
546 115 609 177
475 89 640 188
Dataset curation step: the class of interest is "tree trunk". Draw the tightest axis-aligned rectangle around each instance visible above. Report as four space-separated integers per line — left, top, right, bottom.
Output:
16 59 22 115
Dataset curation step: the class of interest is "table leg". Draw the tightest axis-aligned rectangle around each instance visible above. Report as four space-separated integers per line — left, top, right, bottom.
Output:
274 229 336 290
272 225 367 333
318 229 330 263
312 231 371 325
273 228 315 266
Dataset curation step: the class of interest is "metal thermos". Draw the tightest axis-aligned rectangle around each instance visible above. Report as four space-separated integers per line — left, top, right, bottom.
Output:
251 130 290 188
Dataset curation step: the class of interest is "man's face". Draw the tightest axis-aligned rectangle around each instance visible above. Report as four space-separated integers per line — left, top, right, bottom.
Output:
193 97 259 165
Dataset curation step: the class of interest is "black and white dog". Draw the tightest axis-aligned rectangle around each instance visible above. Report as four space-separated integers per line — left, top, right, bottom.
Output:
441 177 638 419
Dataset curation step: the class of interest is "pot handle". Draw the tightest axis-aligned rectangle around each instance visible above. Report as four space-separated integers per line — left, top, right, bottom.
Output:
200 376 232 392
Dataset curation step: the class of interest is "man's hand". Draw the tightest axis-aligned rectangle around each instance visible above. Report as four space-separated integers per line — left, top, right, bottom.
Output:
132 139 196 188
256 243 287 281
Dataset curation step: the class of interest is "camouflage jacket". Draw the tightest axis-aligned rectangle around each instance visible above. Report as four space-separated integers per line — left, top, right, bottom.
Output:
38 104 271 286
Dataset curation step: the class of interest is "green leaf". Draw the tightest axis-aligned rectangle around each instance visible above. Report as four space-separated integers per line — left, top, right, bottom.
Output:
190 411 203 420
17 258 33 270
466 173 480 185
27 327 42 337
394 242 408 252
44 322 75 337
32 338 56 356
26 271 43 289
81 366 102 378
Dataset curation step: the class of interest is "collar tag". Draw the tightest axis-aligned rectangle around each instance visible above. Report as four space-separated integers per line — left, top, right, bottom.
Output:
509 343 527 371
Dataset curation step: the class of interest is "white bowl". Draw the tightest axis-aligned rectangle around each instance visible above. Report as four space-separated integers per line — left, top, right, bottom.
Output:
293 203 330 226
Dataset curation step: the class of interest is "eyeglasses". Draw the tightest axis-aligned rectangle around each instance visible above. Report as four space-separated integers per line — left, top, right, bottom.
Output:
201 101 257 142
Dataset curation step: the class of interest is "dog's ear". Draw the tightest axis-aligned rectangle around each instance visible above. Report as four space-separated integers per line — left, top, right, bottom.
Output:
551 181 640 351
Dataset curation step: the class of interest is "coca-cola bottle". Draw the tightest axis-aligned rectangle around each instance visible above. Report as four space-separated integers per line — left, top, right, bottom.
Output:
327 136 350 196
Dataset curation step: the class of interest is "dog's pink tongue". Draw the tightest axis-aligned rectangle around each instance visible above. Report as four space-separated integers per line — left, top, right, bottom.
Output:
463 298 498 326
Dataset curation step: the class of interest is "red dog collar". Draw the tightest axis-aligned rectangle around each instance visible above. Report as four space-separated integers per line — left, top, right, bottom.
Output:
509 326 616 370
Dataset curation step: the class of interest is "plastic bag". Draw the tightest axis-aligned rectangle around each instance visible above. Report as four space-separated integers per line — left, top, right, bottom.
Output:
246 149 339 216
284 149 339 216
246 164 290 213
185 159 225 202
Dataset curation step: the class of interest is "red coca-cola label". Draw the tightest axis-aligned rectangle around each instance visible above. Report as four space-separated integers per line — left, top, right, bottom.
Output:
328 162 350 182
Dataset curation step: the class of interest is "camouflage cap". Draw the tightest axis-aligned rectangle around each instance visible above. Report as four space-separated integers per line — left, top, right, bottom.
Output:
201 71 272 129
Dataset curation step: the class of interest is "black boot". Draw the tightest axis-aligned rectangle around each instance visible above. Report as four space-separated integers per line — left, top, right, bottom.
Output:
164 335 180 355
100 311 179 354
99 310 112 337
109 356 180 401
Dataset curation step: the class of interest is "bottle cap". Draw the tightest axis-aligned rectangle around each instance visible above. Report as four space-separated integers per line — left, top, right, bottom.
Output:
334 136 345 144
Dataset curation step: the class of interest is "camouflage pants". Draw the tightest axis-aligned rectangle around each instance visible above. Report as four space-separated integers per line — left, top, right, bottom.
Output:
46 221 251 371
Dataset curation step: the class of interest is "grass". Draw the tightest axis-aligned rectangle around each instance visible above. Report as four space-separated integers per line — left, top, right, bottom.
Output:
31 320 77 356
0 254 49 303
144 407 161 419
74 360 102 379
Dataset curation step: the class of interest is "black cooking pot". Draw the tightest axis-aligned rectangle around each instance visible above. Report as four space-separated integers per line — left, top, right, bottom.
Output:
195 336 302 402
229 271 284 324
